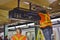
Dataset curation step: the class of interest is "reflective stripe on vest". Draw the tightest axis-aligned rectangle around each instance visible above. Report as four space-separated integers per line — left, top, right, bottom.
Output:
14 35 25 40
45 14 51 22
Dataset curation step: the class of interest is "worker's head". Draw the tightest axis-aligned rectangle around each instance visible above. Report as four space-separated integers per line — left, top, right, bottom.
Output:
16 28 22 34
38 9 47 14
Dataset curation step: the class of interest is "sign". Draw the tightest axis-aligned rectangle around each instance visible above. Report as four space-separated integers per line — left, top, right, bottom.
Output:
9 8 40 21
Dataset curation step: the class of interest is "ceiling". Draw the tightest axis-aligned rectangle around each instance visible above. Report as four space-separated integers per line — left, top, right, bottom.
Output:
49 1 60 12
0 0 57 10
0 0 60 26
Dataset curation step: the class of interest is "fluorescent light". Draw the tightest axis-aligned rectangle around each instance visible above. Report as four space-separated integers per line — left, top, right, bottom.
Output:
8 27 15 29
27 23 35 26
16 26 20 28
51 18 60 22
20 25 26 27
43 6 46 8
47 7 52 10
16 25 26 28
24 2 29 4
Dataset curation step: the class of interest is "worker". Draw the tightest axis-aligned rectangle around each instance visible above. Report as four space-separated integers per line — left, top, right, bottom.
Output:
38 9 53 40
11 28 27 40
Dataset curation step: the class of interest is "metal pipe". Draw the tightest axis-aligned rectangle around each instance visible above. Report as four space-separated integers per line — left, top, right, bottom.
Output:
29 3 32 11
18 0 20 8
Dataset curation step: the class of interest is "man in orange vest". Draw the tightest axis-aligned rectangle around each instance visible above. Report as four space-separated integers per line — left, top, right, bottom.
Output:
11 28 27 40
38 9 53 40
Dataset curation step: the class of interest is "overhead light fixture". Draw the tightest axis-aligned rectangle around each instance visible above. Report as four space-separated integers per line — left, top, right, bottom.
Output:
24 1 32 10
51 18 60 24
16 25 26 28
51 18 60 22
47 7 52 10
27 23 35 26
24 2 29 4
43 6 46 8
8 27 15 29
43 6 52 10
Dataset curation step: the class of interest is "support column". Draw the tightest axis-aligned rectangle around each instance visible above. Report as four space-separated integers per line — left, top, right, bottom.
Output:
4 24 8 38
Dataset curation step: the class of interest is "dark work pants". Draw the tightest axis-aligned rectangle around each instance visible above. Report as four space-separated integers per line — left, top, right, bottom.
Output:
41 26 53 40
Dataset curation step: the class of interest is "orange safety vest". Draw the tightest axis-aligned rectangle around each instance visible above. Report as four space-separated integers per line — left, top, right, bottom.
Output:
11 34 26 40
38 13 52 28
